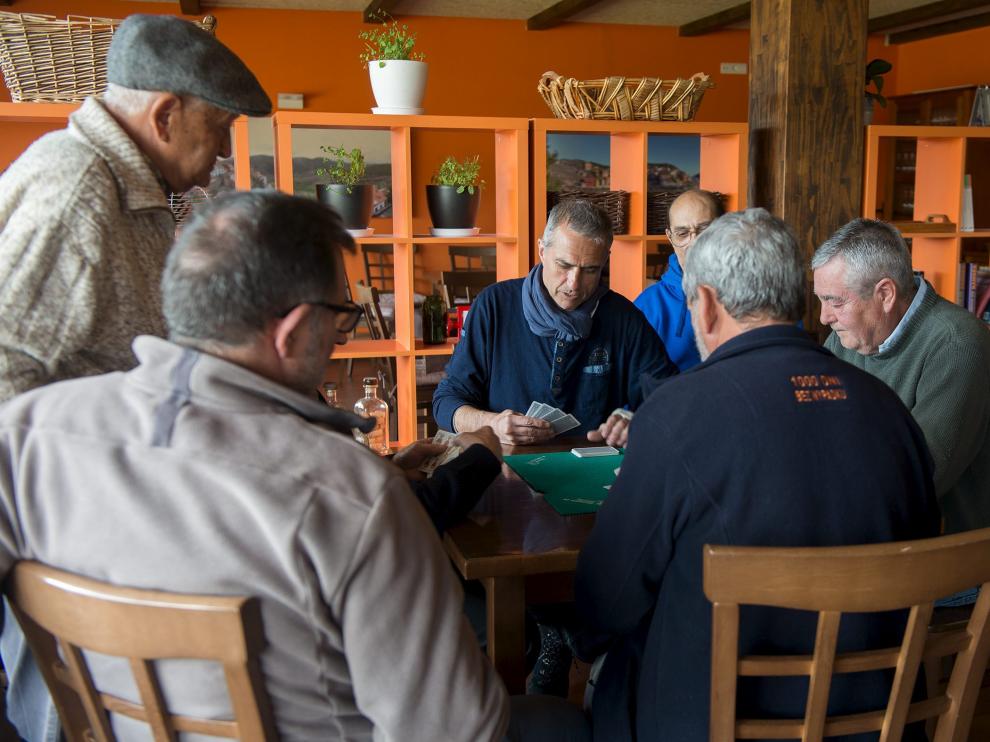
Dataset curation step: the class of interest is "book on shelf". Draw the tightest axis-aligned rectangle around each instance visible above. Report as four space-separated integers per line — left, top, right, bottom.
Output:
961 174 974 232
963 264 990 321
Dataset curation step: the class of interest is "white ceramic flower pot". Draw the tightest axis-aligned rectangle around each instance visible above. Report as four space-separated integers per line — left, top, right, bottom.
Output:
368 59 428 113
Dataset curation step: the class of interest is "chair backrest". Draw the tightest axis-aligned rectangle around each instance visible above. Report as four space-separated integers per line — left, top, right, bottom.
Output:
703 528 990 742
441 269 496 307
449 245 496 272
362 244 395 292
645 251 664 281
352 281 392 341
6 561 279 742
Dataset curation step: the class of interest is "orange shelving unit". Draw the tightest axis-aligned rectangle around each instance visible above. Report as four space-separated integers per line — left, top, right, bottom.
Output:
531 119 748 301
271 112 530 445
864 125 990 302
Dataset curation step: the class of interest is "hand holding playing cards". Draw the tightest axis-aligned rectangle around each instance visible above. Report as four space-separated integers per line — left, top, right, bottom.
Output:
454 426 503 462
587 411 631 448
393 441 448 481
491 409 555 446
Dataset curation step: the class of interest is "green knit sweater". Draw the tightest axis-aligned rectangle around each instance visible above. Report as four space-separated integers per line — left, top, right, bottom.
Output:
826 284 990 534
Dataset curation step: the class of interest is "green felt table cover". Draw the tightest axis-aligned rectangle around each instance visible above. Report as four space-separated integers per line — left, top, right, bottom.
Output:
503 450 624 515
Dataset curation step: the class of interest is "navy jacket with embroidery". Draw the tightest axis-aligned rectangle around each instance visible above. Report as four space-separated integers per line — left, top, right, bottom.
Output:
575 325 940 742
432 278 676 434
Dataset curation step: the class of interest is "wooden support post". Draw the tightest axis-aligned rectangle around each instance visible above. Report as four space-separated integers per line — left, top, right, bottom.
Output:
749 0 868 334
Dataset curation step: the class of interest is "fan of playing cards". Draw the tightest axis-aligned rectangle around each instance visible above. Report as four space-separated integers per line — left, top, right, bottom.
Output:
525 402 581 435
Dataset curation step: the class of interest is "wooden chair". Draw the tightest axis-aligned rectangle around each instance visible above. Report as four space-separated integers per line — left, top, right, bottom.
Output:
703 528 990 742
362 244 395 293
5 561 277 742
449 245 496 272
441 269 496 307
645 251 665 281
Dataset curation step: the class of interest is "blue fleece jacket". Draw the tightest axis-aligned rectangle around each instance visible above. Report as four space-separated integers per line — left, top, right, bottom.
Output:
432 278 676 434
634 253 701 372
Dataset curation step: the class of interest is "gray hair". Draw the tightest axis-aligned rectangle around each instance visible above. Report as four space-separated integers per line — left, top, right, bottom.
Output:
811 218 914 298
102 84 161 115
163 190 354 345
682 207 805 322
542 198 613 250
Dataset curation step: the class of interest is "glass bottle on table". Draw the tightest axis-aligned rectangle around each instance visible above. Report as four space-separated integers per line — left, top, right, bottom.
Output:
322 382 339 409
354 376 389 455
422 286 447 345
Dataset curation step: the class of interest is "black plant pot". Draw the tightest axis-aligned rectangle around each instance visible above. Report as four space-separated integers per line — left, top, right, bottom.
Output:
315 183 373 230
426 184 480 229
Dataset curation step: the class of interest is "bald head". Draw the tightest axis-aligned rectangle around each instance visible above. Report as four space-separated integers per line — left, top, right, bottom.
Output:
667 190 725 263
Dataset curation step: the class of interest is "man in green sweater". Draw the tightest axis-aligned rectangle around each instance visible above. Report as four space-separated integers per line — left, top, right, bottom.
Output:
812 218 990 535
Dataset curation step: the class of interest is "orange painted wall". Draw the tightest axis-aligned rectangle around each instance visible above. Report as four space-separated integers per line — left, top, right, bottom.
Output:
887 25 990 97
0 1 750 120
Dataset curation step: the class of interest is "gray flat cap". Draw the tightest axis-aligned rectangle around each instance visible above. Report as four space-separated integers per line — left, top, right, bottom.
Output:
107 14 271 117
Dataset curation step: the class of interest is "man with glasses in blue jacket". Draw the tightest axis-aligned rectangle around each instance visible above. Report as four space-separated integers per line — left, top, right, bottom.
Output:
634 189 725 371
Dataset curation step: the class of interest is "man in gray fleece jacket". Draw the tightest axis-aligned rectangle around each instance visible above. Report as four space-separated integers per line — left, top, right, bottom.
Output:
813 218 990 535
0 192 512 740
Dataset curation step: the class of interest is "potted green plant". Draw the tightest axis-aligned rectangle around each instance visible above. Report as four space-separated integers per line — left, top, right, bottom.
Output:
426 155 484 235
865 58 892 125
359 12 427 114
315 145 374 235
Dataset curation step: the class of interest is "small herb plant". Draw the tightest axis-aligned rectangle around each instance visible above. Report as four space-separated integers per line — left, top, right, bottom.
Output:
316 145 365 194
431 156 484 195
358 11 425 69
866 58 892 109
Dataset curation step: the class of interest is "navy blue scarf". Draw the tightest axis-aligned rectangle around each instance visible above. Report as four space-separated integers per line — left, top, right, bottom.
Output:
521 264 607 342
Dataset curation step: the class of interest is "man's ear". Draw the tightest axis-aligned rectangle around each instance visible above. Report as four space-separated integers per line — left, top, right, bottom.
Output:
272 304 313 361
147 93 183 145
693 284 719 337
875 277 899 313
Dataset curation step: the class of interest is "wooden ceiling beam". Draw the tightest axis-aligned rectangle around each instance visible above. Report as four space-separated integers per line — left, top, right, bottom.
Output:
888 9 990 42
363 0 403 24
869 0 990 33
527 0 607 31
179 0 202 15
679 2 751 37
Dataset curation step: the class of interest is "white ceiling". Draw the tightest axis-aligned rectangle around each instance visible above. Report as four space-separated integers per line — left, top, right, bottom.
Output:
142 0 941 27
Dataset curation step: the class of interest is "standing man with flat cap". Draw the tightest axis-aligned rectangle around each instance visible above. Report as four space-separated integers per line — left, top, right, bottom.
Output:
0 14 270 740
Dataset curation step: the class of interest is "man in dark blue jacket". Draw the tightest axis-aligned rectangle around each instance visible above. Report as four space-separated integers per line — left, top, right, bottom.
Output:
433 199 676 446
634 189 724 371
575 208 940 741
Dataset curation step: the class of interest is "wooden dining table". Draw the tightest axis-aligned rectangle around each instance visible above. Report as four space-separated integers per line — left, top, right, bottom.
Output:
442 438 602 693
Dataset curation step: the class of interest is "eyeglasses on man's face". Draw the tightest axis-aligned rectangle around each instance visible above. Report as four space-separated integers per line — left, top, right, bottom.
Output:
309 301 363 333
667 221 712 248
279 301 363 333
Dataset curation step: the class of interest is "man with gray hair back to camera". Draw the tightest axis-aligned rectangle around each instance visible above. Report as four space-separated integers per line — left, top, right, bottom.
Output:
812 218 990 535
575 208 939 741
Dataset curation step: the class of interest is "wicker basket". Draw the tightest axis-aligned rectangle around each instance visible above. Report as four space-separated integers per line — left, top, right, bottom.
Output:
548 189 630 235
646 190 726 235
538 70 713 122
0 13 217 103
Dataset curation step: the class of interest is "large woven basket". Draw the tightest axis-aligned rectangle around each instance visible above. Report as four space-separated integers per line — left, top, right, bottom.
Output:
548 189 630 235
538 70 713 122
0 13 217 103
